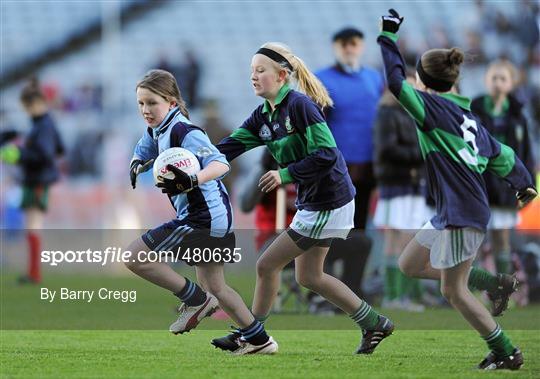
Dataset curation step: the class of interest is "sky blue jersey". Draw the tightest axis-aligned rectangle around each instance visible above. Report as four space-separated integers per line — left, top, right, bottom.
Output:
132 107 233 236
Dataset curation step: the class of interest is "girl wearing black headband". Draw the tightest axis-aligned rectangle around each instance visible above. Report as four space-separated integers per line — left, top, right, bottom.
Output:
210 42 394 355
378 9 536 371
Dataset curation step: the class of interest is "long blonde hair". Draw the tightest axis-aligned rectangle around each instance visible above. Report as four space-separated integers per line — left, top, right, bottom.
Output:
260 42 333 109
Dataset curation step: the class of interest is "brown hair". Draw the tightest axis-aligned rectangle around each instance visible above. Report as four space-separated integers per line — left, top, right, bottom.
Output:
136 69 189 119
420 47 464 88
20 77 45 106
259 42 333 109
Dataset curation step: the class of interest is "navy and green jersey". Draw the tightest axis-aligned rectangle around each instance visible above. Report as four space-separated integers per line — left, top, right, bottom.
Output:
217 84 355 211
378 32 534 231
132 107 233 235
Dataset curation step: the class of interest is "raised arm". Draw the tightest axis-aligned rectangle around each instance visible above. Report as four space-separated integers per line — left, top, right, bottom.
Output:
377 10 428 128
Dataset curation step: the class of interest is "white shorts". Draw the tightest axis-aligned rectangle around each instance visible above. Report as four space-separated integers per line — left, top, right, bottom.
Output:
373 195 430 230
414 221 485 269
488 208 519 229
290 200 354 240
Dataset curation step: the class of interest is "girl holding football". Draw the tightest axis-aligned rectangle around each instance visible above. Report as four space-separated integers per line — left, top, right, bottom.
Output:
378 9 536 370
127 69 276 355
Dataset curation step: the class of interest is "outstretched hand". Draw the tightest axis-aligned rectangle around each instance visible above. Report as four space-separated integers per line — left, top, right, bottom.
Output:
381 8 404 33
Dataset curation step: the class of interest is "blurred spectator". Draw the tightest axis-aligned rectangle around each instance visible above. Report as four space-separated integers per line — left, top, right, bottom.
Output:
316 27 383 230
373 81 428 312
200 99 238 191
510 0 539 66
471 59 536 275
0 78 64 284
176 48 202 109
464 30 488 66
238 150 296 251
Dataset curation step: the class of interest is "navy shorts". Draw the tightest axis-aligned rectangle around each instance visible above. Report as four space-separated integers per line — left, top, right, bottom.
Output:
141 219 236 266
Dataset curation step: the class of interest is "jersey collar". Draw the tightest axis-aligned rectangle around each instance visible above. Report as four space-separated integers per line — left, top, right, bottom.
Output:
262 83 292 115
438 92 471 111
153 107 184 137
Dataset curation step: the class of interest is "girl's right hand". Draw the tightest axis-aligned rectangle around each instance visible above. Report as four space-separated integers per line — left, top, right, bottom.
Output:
381 9 404 34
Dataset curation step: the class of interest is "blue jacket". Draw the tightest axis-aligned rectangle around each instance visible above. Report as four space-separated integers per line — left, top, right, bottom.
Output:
19 113 64 186
316 65 383 163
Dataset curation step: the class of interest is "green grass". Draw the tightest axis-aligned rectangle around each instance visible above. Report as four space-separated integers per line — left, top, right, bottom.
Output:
1 330 539 378
1 272 540 377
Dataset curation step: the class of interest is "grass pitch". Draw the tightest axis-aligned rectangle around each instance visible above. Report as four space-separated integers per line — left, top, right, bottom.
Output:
1 272 539 378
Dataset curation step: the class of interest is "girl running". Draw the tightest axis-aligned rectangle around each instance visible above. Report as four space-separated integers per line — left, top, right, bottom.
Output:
0 78 64 284
126 69 276 355
378 9 537 370
471 60 535 275
200 43 394 354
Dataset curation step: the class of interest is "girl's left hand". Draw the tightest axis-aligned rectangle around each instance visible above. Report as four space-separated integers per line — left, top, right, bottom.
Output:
259 170 282 193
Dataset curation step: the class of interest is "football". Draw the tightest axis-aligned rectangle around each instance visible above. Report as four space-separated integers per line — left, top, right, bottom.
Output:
152 147 201 184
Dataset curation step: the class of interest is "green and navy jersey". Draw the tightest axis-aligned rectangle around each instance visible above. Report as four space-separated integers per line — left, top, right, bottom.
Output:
217 84 355 211
378 32 534 231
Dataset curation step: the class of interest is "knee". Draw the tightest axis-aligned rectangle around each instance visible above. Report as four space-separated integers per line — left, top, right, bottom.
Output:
256 257 277 279
295 271 321 290
398 255 416 277
440 284 467 305
204 281 225 298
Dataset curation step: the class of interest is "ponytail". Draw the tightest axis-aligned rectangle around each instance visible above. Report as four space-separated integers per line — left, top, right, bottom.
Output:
259 42 333 109
291 55 333 109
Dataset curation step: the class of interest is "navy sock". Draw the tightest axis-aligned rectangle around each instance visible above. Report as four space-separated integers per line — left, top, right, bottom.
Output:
240 320 269 346
174 279 207 306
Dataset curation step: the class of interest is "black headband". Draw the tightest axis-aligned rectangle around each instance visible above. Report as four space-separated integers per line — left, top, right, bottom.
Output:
256 48 293 71
416 59 454 92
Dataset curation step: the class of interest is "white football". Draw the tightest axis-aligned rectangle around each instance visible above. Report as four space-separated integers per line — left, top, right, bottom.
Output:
153 147 201 184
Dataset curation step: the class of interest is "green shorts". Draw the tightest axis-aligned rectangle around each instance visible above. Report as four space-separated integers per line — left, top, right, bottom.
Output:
21 185 49 211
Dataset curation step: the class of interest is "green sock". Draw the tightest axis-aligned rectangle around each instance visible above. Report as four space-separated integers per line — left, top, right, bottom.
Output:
483 325 515 357
350 301 380 330
384 266 399 300
396 267 408 299
468 267 499 292
384 256 400 300
404 277 424 301
495 253 511 274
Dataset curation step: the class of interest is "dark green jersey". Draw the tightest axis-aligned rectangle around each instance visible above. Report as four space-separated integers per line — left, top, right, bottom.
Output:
217 85 355 211
378 32 533 230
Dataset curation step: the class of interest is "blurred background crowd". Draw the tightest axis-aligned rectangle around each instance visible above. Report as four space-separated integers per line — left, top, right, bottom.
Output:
1 0 539 312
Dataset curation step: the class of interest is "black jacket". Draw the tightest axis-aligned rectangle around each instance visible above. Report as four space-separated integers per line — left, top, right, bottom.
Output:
471 94 536 208
373 104 424 186
19 113 64 186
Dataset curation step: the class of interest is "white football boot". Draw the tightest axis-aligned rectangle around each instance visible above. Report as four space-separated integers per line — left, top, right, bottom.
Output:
232 336 278 355
169 294 219 334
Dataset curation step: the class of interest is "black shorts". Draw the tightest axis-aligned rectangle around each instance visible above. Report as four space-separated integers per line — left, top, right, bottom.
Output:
141 219 236 266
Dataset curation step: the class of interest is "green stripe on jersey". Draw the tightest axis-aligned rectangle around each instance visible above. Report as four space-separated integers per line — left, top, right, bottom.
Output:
416 128 489 173
398 81 426 126
487 143 515 178
305 122 336 153
230 128 263 150
266 133 308 165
